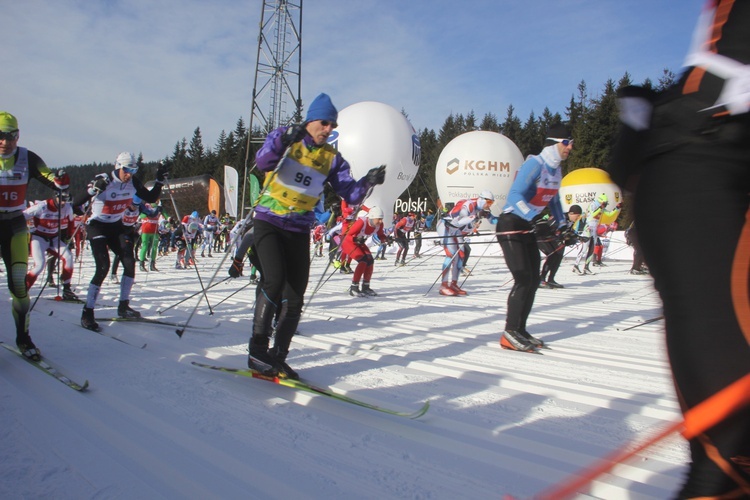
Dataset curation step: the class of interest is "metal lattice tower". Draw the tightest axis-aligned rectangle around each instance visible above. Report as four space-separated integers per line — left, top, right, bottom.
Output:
242 0 303 214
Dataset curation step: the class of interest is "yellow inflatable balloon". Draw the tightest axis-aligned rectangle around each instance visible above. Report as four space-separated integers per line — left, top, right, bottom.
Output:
559 167 622 224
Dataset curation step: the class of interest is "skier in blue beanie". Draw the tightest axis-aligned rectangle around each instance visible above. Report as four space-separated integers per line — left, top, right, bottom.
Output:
239 93 387 380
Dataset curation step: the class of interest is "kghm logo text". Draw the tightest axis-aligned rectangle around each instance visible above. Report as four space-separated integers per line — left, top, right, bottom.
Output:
445 157 512 176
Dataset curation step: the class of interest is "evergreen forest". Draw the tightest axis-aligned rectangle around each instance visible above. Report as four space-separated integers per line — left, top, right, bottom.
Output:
26 70 677 226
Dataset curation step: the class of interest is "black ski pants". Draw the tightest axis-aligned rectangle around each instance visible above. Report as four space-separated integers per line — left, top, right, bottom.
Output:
497 213 539 332
87 220 136 286
636 116 750 498
251 219 310 327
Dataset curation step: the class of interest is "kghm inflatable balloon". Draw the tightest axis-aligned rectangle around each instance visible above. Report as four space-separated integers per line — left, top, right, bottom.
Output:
435 131 523 225
559 168 622 223
327 101 419 223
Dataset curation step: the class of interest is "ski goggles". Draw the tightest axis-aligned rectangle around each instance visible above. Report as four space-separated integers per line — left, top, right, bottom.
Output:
0 130 19 141
547 138 573 146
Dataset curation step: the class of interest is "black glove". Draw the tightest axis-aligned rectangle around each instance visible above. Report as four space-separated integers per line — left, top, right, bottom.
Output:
365 164 386 185
280 124 307 148
156 160 171 182
228 257 244 278
87 174 110 196
533 218 555 239
559 228 579 246
353 235 366 245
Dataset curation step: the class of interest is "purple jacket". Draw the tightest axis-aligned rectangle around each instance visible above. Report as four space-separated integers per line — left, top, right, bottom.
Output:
253 127 374 233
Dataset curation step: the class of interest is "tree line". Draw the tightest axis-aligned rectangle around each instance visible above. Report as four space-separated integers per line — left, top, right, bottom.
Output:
28 69 676 227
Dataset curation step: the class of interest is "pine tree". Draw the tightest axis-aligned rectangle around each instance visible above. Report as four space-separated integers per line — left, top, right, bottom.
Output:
187 127 206 175
517 111 542 157
479 112 500 132
500 105 522 145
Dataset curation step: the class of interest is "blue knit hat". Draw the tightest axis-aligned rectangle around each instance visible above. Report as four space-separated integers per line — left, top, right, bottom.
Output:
306 93 338 124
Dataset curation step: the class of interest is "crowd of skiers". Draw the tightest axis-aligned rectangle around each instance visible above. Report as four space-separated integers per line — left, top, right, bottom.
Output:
6 4 750 495
1 107 632 367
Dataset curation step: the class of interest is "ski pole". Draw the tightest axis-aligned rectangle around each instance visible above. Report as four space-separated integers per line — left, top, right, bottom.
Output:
406 229 533 242
29 275 50 313
157 276 231 314
304 261 341 313
423 242 463 296
54 199 62 299
534 373 750 500
184 240 213 314
212 279 255 310
161 172 216 329
617 315 664 331
459 237 492 288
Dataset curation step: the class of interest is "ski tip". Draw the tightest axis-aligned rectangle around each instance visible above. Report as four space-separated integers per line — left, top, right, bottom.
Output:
175 328 184 338
410 400 431 419
48 311 54 316
79 380 91 391
54 296 62 301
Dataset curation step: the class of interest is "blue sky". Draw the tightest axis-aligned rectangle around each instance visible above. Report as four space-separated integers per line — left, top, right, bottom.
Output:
6 0 704 168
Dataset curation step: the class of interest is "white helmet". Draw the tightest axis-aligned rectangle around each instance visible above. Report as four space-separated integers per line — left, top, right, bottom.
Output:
477 190 495 211
479 190 494 201
368 206 384 219
115 152 137 171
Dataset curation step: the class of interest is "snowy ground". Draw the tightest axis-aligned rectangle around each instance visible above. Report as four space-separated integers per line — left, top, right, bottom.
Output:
0 231 687 499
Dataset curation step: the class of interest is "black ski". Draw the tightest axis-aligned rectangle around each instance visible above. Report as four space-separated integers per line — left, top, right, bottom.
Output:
191 361 430 419
0 342 89 391
101 316 219 330
46 297 85 304
80 323 147 348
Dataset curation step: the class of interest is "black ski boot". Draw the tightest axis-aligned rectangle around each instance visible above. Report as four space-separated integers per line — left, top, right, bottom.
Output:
248 336 278 375
118 300 141 319
247 294 278 376
150 262 159 272
62 284 79 301
81 307 99 331
268 347 299 380
518 329 545 348
16 335 41 361
360 283 378 297
139 261 147 272
349 284 363 297
500 330 538 353
270 311 301 380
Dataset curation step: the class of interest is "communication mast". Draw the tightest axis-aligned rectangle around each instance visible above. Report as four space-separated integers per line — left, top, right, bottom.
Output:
242 0 303 215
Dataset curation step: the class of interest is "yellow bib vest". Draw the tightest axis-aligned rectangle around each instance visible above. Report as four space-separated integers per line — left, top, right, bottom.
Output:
257 141 337 216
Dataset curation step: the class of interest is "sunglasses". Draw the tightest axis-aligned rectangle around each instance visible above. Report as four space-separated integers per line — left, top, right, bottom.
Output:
121 165 138 174
548 138 573 146
320 120 338 129
0 130 19 141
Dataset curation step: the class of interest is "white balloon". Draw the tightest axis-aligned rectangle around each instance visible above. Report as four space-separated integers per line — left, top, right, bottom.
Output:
435 131 523 228
327 101 419 223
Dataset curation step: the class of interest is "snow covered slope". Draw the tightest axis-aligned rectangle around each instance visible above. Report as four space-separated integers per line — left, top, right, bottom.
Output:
0 231 686 499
